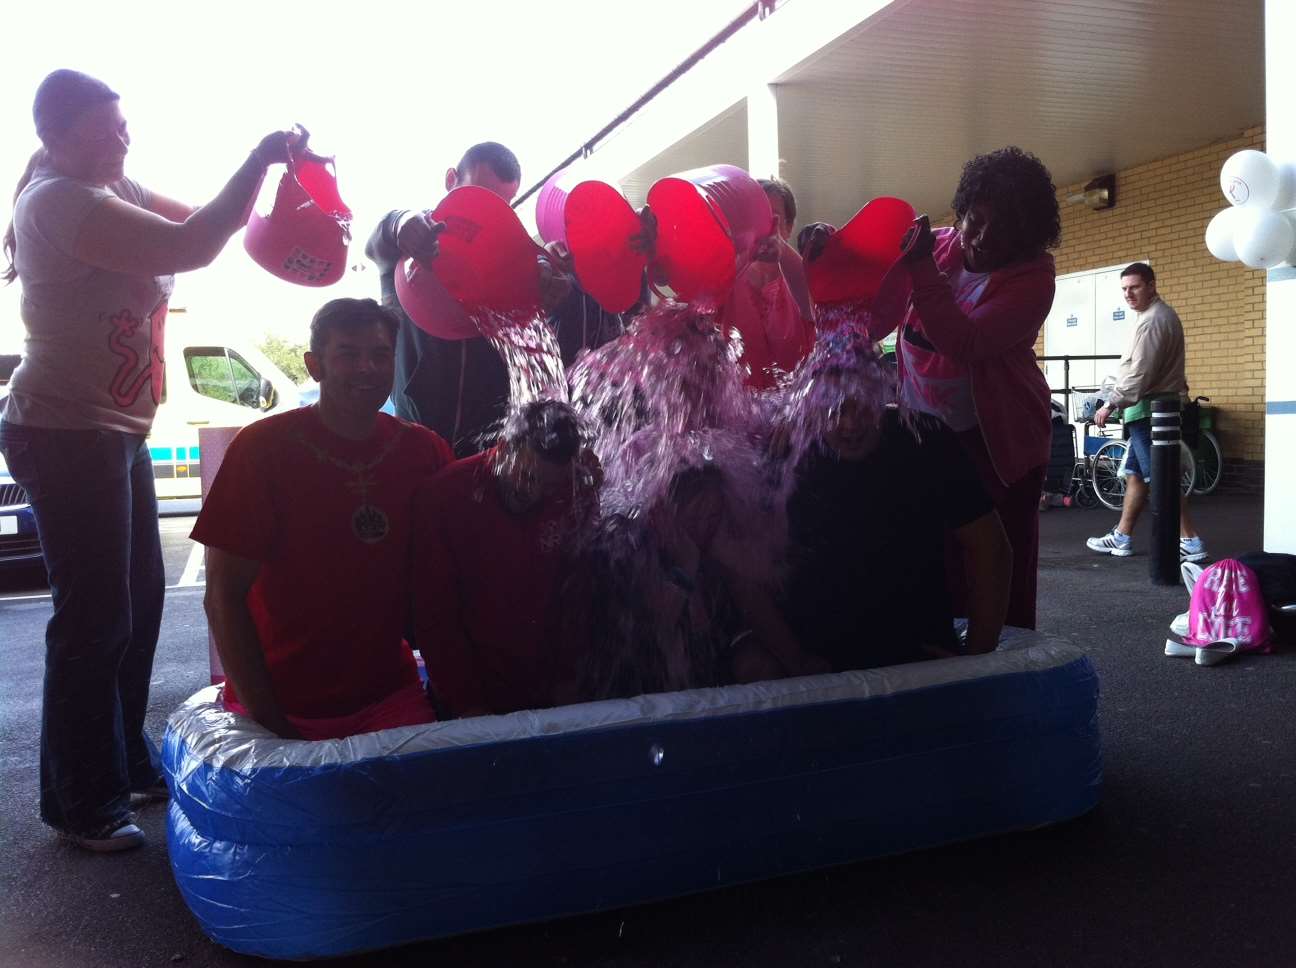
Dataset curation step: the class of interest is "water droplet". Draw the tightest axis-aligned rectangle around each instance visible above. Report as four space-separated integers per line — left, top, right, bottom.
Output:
649 744 665 766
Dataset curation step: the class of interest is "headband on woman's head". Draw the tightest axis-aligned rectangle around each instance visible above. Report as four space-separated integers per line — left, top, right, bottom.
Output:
33 69 118 142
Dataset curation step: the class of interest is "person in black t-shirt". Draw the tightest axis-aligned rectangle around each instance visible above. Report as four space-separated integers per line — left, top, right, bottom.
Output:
734 336 1012 682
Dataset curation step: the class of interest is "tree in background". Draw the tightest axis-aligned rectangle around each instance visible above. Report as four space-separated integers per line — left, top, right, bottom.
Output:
258 335 310 385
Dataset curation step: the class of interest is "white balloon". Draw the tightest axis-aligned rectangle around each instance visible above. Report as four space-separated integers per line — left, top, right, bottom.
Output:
1221 150 1281 208
1205 208 1241 261
1233 207 1294 269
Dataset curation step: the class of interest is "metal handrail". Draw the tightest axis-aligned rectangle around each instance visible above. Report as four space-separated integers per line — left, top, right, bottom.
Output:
1038 354 1122 400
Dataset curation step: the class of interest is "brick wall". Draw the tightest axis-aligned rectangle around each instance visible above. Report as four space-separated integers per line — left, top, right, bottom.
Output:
1044 126 1268 473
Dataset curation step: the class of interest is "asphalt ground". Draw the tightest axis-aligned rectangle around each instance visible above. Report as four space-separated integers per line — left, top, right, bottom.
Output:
1 495 1292 968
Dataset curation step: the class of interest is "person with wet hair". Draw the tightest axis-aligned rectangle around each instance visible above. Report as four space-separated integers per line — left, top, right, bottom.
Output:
567 305 821 699
412 399 600 718
877 145 1060 630
733 329 1013 681
0 69 301 852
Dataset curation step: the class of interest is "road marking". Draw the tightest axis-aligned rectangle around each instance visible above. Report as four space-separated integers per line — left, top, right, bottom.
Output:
177 543 205 587
1 584 205 604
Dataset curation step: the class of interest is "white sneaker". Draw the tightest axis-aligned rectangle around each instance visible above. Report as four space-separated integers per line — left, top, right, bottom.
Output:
1181 561 1204 594
1165 638 1196 658
1180 537 1208 563
1087 529 1133 556
1169 612 1190 638
1195 638 1242 666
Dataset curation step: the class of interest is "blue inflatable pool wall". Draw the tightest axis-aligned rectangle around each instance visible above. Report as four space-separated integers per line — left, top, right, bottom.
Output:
163 630 1101 960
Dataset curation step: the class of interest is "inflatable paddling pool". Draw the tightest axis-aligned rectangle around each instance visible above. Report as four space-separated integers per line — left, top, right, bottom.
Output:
163 630 1100 960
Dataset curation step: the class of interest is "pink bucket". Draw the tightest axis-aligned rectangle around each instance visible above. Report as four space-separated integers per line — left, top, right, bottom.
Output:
646 164 774 304
245 156 352 287
395 186 544 335
535 167 584 245
393 258 479 340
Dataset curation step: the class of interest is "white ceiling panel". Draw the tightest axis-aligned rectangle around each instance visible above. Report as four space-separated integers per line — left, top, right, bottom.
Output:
612 0 1265 228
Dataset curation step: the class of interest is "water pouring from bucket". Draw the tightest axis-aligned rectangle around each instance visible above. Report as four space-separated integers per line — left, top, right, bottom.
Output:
804 196 916 332
244 125 353 287
395 185 568 407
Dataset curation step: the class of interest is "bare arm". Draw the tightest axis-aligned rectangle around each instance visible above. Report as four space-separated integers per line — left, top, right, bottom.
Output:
777 239 815 322
143 190 197 223
724 572 828 677
906 255 1056 362
952 510 1012 655
203 546 301 738
72 129 300 276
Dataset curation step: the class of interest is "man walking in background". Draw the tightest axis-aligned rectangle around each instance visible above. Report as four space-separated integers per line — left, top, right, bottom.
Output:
1086 262 1207 562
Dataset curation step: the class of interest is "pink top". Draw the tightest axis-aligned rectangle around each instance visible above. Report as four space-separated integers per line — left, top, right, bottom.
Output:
869 227 1055 486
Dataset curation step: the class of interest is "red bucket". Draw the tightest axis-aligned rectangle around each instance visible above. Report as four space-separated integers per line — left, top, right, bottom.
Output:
395 186 542 333
564 181 647 313
805 196 915 306
244 156 352 287
646 164 773 304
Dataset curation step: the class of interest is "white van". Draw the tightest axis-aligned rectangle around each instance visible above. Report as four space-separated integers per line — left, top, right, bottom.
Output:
0 309 302 504
147 309 302 499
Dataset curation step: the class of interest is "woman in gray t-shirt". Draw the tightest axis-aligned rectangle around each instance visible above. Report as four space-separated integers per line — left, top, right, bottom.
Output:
0 69 300 853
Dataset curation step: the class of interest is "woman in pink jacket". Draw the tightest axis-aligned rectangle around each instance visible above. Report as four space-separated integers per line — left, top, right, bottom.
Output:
878 146 1060 629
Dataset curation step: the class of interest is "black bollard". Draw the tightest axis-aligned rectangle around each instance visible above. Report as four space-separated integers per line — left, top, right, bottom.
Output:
1149 398 1181 585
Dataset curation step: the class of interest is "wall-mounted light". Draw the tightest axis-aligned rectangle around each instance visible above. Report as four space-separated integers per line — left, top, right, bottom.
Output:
1066 174 1117 211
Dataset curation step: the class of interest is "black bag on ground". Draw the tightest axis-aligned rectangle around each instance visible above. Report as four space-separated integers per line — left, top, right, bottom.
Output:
1238 552 1296 645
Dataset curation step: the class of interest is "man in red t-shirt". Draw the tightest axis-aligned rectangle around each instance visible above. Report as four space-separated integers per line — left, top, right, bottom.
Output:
192 298 452 739
412 400 598 718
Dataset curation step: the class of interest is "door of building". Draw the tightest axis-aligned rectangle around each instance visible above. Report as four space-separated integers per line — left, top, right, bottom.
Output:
1043 261 1142 416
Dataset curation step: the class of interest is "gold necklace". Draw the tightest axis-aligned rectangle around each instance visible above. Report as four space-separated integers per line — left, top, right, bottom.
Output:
291 415 406 544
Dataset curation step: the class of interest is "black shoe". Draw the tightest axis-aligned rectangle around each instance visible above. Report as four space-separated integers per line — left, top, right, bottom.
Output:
56 817 145 852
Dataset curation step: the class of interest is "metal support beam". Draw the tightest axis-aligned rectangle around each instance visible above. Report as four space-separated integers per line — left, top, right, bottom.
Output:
746 83 781 181
1266 0 1296 553
513 1 786 209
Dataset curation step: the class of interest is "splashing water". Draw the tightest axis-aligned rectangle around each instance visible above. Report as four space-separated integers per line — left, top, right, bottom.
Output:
814 300 875 334
569 300 765 516
474 308 570 408
473 296 902 703
766 321 898 503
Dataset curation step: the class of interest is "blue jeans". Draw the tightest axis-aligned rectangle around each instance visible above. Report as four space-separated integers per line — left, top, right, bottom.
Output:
1121 418 1153 483
0 420 164 832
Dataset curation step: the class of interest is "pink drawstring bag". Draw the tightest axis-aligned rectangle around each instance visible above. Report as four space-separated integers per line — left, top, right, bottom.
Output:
1185 559 1273 654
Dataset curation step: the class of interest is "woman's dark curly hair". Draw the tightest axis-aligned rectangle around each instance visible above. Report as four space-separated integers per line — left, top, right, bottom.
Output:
951 146 1062 257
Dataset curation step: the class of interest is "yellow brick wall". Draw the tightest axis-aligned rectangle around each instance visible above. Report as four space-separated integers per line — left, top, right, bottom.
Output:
1043 126 1267 462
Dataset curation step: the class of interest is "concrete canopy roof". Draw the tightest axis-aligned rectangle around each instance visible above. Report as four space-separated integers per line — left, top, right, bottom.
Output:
610 0 1264 229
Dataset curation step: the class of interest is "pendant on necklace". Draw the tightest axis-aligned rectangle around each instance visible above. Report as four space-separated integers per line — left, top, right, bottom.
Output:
352 503 390 544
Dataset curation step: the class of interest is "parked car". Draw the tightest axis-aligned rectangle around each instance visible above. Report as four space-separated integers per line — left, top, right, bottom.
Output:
0 309 302 511
0 386 42 571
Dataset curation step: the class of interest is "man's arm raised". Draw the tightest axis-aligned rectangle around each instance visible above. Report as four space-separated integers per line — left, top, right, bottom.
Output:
203 547 301 739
